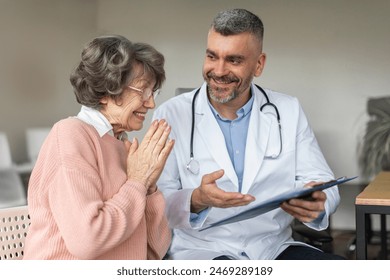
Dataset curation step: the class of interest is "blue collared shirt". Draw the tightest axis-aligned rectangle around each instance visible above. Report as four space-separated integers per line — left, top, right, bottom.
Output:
208 95 254 192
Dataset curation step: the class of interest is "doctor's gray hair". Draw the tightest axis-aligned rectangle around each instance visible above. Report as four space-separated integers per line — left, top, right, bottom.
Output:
70 35 165 109
211 8 264 44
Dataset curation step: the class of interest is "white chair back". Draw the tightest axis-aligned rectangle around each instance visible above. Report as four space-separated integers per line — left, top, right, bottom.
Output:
0 205 30 260
0 132 13 169
0 170 27 209
0 132 27 209
26 127 50 164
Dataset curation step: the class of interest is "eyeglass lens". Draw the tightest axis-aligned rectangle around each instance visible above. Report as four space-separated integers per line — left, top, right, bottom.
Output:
143 89 159 100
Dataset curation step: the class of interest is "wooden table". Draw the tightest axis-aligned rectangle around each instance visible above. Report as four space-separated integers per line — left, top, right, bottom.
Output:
355 171 390 259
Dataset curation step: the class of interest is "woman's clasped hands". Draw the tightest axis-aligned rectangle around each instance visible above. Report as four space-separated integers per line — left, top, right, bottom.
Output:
125 119 175 194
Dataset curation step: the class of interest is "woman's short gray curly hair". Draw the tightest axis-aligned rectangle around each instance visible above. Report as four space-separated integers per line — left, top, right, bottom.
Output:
70 35 165 109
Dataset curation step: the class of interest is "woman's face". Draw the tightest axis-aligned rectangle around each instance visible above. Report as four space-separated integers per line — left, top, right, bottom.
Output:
100 67 157 137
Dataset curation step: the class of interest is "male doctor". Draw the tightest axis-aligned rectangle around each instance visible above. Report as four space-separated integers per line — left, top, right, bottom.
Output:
153 8 344 260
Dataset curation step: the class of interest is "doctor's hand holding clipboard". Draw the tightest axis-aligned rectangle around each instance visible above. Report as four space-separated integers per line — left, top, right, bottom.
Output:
280 180 328 223
190 167 338 225
192 171 334 223
199 176 356 231
190 166 346 226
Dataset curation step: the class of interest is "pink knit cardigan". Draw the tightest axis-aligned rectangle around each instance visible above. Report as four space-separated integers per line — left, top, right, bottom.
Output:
23 118 171 259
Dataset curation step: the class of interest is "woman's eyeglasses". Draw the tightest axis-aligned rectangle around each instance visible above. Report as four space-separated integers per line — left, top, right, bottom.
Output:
127 86 160 101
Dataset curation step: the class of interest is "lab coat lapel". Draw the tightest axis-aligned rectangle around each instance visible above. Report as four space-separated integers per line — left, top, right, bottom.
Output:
241 87 272 194
195 86 239 189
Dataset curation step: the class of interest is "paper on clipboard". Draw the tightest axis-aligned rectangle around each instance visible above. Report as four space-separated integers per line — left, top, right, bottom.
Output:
199 176 357 231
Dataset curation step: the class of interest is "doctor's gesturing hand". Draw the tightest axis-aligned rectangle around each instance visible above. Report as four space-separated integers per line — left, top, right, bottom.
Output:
280 181 327 223
190 169 256 213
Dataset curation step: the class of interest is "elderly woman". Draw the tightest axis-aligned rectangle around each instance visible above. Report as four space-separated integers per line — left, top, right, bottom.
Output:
23 35 174 260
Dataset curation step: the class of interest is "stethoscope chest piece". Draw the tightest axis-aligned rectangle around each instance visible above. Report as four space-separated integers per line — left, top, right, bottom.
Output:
186 157 200 175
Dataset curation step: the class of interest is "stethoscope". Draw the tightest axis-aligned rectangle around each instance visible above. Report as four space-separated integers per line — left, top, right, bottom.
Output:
186 84 283 175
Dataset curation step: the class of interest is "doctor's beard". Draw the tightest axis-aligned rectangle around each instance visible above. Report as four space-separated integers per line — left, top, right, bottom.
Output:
205 72 251 104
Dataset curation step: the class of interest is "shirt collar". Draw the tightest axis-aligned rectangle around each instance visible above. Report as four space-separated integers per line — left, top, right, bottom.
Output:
76 105 114 137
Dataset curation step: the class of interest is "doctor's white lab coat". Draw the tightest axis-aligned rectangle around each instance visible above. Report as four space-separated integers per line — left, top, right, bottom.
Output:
152 82 340 260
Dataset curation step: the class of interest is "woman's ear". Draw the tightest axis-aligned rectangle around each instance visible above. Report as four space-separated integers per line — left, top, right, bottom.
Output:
100 96 109 105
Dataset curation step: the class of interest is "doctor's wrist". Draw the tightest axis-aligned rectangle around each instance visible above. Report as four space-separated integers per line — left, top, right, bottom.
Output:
190 188 208 213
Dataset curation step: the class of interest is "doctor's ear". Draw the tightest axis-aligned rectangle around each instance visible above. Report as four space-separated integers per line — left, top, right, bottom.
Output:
254 53 266 77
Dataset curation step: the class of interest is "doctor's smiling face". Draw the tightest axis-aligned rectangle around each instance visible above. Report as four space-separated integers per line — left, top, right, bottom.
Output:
203 28 266 105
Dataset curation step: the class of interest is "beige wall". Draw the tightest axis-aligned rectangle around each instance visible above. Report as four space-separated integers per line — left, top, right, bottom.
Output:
1 0 390 229
0 0 98 163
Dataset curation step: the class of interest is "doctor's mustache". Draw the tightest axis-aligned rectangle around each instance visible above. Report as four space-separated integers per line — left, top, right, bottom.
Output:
206 72 239 84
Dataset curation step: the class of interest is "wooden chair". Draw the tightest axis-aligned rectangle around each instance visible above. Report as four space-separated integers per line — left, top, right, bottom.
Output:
0 205 30 260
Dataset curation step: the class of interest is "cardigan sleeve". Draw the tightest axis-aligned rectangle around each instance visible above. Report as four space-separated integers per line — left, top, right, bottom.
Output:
144 189 172 259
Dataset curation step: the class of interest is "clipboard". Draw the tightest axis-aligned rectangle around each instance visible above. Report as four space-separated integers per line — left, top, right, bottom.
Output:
199 176 357 231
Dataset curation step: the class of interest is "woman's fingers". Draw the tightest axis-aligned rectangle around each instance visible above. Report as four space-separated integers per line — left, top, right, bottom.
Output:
128 137 138 155
152 124 171 155
140 119 171 158
146 120 168 151
158 138 175 162
123 139 131 152
141 119 160 146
